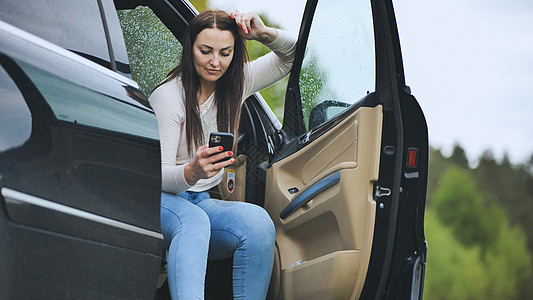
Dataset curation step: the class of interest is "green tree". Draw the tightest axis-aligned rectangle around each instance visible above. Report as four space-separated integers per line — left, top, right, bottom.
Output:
472 149 533 298
426 148 449 205
474 150 533 251
449 143 469 168
484 224 531 298
427 158 533 299
525 153 533 175
424 209 489 299
118 7 182 97
425 206 532 299
189 0 209 12
432 166 503 249
299 54 327 128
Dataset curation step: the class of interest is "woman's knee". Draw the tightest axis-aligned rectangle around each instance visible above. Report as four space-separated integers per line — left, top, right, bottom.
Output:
238 204 275 244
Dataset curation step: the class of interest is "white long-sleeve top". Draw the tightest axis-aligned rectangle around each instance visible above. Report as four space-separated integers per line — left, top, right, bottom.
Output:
149 29 296 195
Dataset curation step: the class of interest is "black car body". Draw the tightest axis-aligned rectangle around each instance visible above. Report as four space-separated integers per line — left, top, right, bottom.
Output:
0 0 428 299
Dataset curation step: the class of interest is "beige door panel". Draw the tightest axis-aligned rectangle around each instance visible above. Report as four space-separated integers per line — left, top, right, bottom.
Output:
281 250 362 300
209 154 247 201
265 105 383 299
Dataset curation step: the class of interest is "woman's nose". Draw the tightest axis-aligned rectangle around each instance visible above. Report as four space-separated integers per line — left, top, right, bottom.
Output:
210 54 220 67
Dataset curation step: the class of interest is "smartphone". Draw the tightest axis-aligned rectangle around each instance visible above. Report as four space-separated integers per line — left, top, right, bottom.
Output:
209 132 234 163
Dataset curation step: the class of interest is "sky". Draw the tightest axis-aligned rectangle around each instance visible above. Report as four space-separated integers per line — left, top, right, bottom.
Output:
209 0 533 165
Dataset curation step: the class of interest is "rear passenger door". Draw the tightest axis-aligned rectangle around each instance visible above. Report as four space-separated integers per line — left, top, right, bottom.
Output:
0 0 163 298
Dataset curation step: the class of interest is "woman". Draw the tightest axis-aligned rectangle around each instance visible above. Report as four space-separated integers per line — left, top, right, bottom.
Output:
149 8 296 300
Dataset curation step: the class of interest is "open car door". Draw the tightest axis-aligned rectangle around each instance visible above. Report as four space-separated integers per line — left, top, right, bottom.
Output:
263 0 428 299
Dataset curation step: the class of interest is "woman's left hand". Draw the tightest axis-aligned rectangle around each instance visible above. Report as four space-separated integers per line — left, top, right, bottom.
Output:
230 9 278 44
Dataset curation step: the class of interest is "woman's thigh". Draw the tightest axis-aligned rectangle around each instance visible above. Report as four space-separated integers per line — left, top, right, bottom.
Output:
160 192 211 249
196 197 275 260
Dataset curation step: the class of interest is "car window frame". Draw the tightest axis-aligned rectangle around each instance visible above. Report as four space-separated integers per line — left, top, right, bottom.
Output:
275 0 379 161
279 0 406 150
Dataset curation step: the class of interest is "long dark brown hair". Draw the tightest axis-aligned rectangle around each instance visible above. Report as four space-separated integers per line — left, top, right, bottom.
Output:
158 9 247 155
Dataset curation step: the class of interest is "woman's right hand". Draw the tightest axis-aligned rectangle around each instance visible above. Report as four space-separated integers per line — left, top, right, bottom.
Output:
230 9 278 44
183 145 235 186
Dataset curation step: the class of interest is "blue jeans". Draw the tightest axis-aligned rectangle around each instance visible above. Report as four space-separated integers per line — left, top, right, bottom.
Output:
160 191 275 299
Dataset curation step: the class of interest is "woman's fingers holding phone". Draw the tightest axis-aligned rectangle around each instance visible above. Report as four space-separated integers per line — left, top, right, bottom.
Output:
208 150 234 164
199 145 234 172
184 145 226 185
212 156 236 170
206 145 224 155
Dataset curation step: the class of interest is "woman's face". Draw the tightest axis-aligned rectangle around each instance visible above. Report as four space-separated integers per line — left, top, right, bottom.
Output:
192 28 235 87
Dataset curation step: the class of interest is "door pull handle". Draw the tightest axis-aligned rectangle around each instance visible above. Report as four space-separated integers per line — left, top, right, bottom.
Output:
280 171 340 219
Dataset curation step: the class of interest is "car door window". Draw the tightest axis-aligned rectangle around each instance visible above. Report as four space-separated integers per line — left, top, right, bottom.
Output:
0 65 31 152
0 0 112 70
299 0 375 131
15 59 159 140
117 6 183 97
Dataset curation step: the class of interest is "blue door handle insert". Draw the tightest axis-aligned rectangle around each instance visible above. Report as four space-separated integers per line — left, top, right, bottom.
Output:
280 171 341 220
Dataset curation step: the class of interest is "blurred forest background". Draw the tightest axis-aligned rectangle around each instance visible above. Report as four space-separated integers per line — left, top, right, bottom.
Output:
425 146 532 299
122 0 533 298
